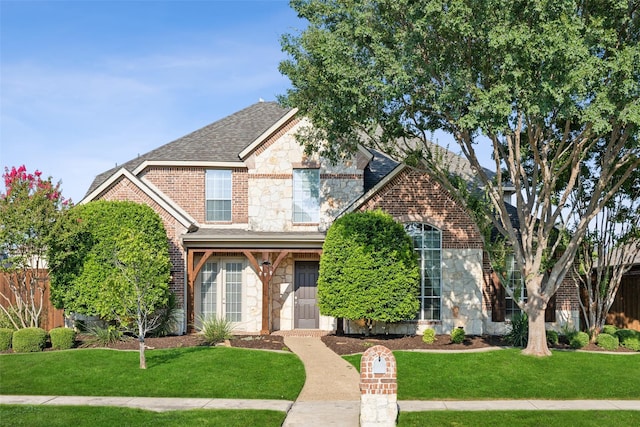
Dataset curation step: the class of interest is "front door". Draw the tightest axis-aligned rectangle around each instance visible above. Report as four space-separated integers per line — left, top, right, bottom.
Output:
294 261 320 329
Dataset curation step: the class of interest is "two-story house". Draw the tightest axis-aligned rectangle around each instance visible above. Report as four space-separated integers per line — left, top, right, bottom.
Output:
83 102 579 336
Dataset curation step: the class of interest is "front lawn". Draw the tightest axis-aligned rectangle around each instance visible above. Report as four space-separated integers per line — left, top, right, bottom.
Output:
398 411 640 426
0 347 304 400
344 349 640 400
0 405 286 427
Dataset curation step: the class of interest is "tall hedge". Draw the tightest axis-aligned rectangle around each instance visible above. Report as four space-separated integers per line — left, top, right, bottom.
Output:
318 210 419 329
47 200 171 319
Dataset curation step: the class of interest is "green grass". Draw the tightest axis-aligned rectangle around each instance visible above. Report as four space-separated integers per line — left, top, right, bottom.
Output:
398 411 640 426
0 405 286 427
344 349 640 400
0 347 304 400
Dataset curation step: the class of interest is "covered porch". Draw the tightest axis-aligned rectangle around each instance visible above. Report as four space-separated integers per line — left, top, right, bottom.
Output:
182 229 324 334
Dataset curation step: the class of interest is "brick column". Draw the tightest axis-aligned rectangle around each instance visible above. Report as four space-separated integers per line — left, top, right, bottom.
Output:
360 345 398 427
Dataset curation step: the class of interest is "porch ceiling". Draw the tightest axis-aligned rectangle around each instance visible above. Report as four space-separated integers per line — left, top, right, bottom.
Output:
181 228 325 249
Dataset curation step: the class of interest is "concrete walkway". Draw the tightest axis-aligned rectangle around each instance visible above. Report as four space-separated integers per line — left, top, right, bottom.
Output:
282 336 361 426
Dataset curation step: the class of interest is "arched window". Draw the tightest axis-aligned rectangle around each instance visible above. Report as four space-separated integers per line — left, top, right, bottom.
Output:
405 223 442 320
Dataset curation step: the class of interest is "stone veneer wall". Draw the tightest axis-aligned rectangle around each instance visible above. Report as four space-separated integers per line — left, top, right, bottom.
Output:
246 120 365 232
270 255 334 332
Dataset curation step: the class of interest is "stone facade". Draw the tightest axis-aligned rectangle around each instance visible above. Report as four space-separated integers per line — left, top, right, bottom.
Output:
86 105 580 336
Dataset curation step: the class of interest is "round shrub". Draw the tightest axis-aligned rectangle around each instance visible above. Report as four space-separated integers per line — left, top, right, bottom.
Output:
451 327 465 344
569 331 590 349
0 328 14 351
12 327 47 353
49 327 76 350
615 328 640 343
546 330 559 346
595 333 619 351
616 329 640 351
602 325 617 336
422 328 436 344
621 337 640 351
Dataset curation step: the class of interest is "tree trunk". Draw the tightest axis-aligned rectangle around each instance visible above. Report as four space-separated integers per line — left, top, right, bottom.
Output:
139 338 147 369
522 297 551 356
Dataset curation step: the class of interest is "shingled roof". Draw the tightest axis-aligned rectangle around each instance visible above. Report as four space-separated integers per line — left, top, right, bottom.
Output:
85 102 293 197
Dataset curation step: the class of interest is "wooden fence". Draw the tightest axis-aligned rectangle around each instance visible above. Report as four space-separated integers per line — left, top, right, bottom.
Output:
607 266 640 331
0 271 65 331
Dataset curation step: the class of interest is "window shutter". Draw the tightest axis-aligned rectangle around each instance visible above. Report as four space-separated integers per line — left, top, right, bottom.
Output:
491 272 505 322
545 293 557 322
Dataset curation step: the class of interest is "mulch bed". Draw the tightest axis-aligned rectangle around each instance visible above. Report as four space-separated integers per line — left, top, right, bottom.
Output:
5 332 635 354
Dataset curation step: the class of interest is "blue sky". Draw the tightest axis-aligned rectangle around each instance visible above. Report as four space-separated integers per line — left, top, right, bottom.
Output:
1 0 303 202
1 0 486 203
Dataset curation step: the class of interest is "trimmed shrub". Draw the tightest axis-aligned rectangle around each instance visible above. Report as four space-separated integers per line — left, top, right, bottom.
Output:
616 329 640 351
621 337 640 351
595 333 619 351
49 327 76 350
546 330 559 346
451 327 465 344
0 328 14 351
422 328 436 344
198 316 234 345
602 325 618 336
504 313 528 347
570 331 590 349
12 327 47 353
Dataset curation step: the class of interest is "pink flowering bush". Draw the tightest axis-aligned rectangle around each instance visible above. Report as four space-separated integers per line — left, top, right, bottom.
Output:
1 165 70 329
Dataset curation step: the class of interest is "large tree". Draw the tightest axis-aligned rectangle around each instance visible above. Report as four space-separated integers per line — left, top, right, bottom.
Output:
48 200 171 368
280 0 640 355
0 166 69 329
318 210 420 334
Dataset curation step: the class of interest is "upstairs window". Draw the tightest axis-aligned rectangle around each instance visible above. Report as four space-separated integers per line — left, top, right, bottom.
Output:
206 169 231 221
293 169 320 223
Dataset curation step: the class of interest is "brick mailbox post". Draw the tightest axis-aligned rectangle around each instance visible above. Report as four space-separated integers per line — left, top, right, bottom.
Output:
360 345 398 426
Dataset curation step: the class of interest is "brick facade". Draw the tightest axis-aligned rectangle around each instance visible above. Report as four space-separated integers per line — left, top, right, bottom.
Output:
358 168 483 249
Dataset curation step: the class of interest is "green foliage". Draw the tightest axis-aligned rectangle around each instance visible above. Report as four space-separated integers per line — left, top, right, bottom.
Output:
450 327 465 344
49 327 76 350
317 210 419 329
570 332 590 349
47 200 171 321
198 316 234 345
621 337 640 351
12 327 47 352
595 333 619 351
546 330 559 346
149 292 181 337
422 328 436 344
0 327 14 350
560 324 578 342
616 329 640 351
0 310 19 329
281 0 640 356
82 325 125 347
602 325 618 336
504 313 528 347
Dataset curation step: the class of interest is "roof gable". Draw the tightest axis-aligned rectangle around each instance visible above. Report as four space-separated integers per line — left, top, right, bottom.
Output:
85 102 292 197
